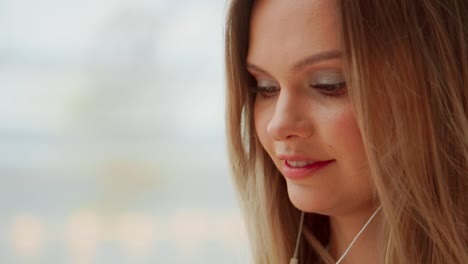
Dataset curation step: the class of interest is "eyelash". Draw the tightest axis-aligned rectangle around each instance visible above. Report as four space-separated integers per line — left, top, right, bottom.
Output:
250 86 279 99
310 82 347 96
250 82 347 99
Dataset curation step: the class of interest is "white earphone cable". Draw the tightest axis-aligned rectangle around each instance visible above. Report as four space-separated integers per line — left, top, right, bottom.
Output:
290 205 382 264
335 205 381 264
289 211 305 264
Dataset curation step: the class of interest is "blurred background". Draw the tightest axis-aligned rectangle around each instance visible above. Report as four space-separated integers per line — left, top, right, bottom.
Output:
0 0 250 263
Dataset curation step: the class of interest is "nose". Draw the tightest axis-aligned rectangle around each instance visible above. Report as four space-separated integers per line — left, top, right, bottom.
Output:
266 91 314 141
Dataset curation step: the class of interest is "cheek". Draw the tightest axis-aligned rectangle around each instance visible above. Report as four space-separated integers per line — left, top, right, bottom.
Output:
329 107 368 174
254 104 270 147
254 103 277 159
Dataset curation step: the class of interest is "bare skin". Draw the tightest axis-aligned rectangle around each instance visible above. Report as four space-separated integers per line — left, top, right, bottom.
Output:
247 0 380 263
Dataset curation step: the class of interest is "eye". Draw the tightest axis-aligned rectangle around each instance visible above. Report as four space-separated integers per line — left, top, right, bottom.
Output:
310 82 347 96
309 70 347 97
250 79 280 99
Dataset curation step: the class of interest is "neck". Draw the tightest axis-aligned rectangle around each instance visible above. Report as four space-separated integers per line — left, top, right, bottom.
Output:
328 205 382 264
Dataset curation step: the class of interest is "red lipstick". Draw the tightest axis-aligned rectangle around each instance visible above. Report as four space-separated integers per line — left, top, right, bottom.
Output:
281 159 335 180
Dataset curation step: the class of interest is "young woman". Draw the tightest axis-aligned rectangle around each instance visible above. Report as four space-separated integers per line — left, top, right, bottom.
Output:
225 0 467 263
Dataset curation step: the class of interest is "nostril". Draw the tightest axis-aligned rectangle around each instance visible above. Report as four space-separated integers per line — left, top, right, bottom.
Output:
267 109 314 141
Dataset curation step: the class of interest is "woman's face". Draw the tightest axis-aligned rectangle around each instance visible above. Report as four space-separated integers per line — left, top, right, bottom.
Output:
248 0 376 216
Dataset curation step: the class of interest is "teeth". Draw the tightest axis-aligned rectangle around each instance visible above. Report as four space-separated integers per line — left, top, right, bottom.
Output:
286 160 317 168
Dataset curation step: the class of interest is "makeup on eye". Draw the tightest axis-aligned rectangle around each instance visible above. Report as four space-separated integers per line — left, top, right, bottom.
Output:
309 70 347 96
250 79 280 99
249 69 347 99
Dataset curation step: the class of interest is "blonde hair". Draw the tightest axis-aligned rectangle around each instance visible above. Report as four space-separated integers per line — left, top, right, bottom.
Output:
225 0 468 263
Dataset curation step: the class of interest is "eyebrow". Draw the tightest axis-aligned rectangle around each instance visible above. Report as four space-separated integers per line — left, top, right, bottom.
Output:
247 50 342 75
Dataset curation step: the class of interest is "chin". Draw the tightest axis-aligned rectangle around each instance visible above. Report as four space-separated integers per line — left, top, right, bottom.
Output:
286 182 331 214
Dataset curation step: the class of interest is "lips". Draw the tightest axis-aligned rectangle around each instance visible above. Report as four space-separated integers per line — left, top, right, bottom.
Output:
281 159 335 180
285 160 318 168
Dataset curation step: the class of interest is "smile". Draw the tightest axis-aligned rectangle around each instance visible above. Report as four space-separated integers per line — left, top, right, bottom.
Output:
282 160 335 180
285 160 318 168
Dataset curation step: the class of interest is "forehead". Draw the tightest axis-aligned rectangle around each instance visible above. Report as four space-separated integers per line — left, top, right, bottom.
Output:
247 0 341 72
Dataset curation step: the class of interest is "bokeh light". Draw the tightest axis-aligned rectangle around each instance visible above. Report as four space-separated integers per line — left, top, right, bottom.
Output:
10 214 46 258
0 0 249 263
